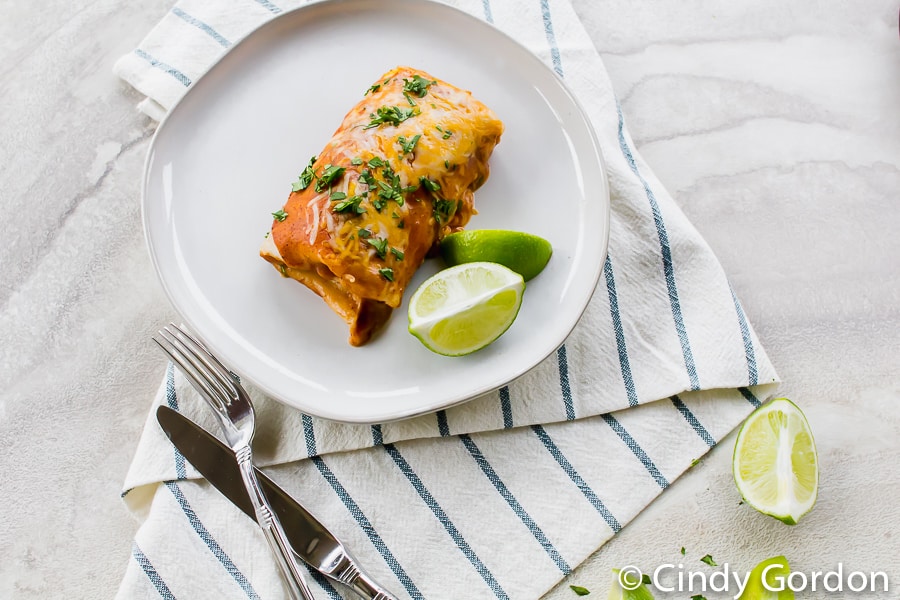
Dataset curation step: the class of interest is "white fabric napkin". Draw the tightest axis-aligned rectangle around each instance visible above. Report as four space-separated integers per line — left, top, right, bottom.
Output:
115 0 779 598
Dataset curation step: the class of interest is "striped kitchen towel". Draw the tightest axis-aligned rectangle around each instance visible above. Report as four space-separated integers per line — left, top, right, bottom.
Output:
115 0 779 598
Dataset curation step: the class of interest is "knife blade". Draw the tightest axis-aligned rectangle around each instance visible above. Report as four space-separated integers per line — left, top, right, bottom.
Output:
157 405 398 600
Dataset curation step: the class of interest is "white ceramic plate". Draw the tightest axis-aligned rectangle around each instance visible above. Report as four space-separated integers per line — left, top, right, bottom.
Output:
143 0 609 423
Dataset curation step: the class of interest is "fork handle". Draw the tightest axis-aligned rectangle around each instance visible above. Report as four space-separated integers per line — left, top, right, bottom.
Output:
237 450 317 600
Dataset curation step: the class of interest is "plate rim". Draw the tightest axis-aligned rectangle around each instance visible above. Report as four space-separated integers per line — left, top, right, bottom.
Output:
141 0 611 423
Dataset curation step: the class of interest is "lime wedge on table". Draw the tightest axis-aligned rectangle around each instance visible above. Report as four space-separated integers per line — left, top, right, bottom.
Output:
407 262 524 356
733 398 818 525
737 556 795 599
608 569 655 600
440 229 552 281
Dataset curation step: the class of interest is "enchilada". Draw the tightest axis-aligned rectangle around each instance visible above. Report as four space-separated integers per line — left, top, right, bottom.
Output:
261 66 503 345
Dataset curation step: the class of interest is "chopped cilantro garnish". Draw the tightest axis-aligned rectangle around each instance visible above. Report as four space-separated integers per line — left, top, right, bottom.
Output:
367 156 385 168
378 267 394 281
364 83 381 96
700 554 717 567
432 198 456 223
691 596 708 600
398 134 421 155
402 74 436 97
681 547 686 556
292 155 317 191
403 91 416 106
442 128 453 139
332 195 365 214
390 247 404 260
444 160 450 169
569 585 590 596
357 228 372 239
419 176 440 192
350 157 363 166
366 237 388 259
397 219 405 229
641 574 652 585
363 105 417 129
315 164 345 192
271 209 288 222
359 168 377 188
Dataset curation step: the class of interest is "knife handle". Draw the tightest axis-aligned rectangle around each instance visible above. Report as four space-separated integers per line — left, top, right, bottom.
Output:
348 568 399 600
237 451 317 600
330 555 398 600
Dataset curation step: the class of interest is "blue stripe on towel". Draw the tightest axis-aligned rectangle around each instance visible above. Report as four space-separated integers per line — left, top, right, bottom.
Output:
499 386 513 429
301 414 317 457
309 570 343 600
384 444 510 599
671 396 716 448
531 425 621 532
436 410 451 436
604 255 639 406
312 456 423 599
557 345 576 420
602 414 670 488
171 7 231 47
132 542 176 599
460 434 571 574
539 0 563 77
615 102 700 391
371 424 384 446
164 364 186 480
165 362 178 410
739 387 762 408
165 482 259 599
730 286 759 385
482 0 494 23
133 48 191 87
253 0 282 14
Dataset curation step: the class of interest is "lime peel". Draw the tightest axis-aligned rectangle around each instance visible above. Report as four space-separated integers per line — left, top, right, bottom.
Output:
439 229 552 281
737 556 795 599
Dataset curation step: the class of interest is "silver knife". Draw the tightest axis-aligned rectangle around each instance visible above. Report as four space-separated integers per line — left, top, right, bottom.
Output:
157 405 399 600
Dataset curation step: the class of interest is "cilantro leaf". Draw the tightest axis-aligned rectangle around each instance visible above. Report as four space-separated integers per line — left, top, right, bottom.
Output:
332 195 365 214
363 105 417 129
569 585 590 596
366 237 389 259
700 554 717 567
292 155 317 191
315 164 345 192
398 134 421 155
378 267 394 281
271 209 288 222
402 74 436 97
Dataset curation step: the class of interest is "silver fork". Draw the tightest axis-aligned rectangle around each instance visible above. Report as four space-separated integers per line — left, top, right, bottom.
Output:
154 323 316 600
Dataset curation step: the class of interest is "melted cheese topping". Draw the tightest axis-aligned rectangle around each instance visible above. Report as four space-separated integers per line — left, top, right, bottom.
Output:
264 66 503 345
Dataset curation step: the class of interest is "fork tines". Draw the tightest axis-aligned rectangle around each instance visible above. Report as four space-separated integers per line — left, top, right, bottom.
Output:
153 324 238 406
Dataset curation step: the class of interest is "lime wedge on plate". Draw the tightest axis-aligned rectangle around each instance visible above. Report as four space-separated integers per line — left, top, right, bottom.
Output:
733 398 818 525
737 556 795 599
608 569 655 600
440 229 552 281
408 262 524 356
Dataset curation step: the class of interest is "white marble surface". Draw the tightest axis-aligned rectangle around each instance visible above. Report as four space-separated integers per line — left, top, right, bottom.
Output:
2 0 898 598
